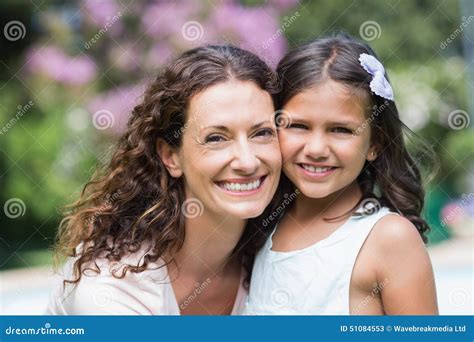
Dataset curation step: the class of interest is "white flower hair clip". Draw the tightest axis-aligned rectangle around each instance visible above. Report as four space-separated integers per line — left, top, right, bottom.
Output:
358 53 394 101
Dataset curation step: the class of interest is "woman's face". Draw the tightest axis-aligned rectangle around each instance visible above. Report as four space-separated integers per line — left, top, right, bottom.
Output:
173 80 281 219
278 80 377 199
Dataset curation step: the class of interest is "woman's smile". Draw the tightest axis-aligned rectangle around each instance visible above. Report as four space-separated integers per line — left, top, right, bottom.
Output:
215 175 268 196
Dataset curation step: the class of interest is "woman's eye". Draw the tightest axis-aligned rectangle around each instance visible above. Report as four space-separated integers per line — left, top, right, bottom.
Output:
332 127 352 134
204 135 226 143
254 128 275 137
288 123 308 130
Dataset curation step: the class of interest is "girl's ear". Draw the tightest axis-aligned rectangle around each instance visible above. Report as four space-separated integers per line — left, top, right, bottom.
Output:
156 139 183 178
367 144 378 161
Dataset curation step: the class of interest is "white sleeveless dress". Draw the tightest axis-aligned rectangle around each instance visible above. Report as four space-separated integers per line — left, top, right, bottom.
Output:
243 207 397 315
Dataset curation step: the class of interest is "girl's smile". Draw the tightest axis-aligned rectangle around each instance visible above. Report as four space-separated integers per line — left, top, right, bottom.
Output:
298 163 339 179
279 79 377 200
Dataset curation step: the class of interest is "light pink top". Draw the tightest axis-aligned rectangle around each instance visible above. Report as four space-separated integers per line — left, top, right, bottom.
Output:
45 250 247 315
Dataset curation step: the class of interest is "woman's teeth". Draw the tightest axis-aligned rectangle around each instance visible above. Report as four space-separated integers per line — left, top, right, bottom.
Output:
221 179 262 192
302 164 334 173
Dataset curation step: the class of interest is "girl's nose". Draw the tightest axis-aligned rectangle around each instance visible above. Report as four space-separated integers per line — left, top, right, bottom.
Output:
303 132 330 159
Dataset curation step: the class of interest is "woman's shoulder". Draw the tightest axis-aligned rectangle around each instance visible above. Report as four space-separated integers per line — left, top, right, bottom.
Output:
46 247 172 315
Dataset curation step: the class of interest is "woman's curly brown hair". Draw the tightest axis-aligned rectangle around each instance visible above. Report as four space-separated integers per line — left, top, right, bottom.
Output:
54 44 279 287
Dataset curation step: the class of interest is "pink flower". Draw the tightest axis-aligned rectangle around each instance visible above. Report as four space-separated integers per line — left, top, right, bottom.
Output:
87 83 147 134
82 0 124 36
26 46 97 86
209 2 287 68
141 1 199 40
145 43 174 70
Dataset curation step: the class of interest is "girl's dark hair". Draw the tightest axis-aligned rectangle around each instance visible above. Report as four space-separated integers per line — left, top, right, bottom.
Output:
54 44 278 287
275 34 437 242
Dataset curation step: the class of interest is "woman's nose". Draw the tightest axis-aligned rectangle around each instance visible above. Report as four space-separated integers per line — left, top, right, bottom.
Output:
230 140 261 174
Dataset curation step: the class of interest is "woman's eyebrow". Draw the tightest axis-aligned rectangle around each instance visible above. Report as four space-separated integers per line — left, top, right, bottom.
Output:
202 120 271 131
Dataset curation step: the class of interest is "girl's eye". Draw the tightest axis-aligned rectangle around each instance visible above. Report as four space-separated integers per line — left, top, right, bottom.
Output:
332 127 352 134
254 128 275 137
288 123 308 130
204 134 226 143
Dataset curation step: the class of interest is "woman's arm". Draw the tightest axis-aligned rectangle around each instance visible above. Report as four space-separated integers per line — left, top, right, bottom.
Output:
373 214 439 315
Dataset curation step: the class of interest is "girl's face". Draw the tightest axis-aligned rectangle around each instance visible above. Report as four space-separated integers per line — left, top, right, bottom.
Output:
279 80 377 199
172 80 281 219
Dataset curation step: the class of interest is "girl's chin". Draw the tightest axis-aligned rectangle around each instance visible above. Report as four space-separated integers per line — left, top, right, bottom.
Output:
295 183 335 199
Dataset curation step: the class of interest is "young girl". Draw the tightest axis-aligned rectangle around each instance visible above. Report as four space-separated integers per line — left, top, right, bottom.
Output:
244 35 439 315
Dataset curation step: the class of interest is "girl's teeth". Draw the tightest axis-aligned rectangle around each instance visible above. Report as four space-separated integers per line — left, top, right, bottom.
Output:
302 165 333 173
221 179 261 192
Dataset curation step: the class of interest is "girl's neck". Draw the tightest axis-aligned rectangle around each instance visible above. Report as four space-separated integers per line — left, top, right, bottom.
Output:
169 212 245 280
292 181 363 222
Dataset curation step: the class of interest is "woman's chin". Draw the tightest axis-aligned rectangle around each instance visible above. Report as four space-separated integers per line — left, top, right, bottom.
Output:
222 205 266 220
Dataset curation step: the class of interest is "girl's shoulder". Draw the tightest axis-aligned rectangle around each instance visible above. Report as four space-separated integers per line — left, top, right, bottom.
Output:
363 212 428 270
370 213 424 249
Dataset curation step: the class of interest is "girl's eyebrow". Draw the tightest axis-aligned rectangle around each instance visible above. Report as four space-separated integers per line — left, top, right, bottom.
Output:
289 117 361 126
329 120 361 126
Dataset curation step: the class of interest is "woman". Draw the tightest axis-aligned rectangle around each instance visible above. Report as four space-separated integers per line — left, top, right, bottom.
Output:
46 44 281 315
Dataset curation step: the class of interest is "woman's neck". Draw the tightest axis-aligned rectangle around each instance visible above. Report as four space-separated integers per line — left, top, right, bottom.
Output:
170 212 246 280
292 181 363 222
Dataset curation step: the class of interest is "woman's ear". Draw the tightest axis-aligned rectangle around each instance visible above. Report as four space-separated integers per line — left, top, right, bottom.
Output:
156 139 183 178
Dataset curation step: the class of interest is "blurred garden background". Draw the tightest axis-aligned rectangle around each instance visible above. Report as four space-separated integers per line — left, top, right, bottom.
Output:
0 0 472 314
